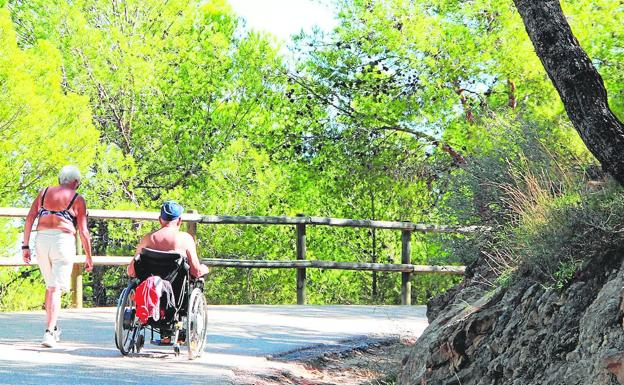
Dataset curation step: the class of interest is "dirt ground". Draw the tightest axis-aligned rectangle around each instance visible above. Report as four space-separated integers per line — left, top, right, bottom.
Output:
236 336 417 385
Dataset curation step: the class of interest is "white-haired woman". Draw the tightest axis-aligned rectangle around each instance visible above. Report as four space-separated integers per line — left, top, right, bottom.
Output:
22 165 93 348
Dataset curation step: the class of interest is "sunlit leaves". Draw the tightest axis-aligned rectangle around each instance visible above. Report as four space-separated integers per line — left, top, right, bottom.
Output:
0 9 98 204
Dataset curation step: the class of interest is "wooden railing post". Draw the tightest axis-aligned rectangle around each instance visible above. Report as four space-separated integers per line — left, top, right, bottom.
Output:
296 214 306 305
401 230 412 305
186 209 198 239
71 236 83 309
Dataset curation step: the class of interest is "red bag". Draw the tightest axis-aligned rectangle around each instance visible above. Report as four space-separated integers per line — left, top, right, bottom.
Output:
135 276 163 325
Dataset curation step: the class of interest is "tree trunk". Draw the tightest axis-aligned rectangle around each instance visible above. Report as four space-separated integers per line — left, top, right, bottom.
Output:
507 79 517 109
513 0 624 184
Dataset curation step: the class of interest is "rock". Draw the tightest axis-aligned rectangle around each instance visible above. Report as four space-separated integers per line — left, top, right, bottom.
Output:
603 351 624 384
398 253 624 385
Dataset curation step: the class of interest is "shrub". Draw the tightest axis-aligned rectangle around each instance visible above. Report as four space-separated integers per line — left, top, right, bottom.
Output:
440 116 617 288
0 267 46 311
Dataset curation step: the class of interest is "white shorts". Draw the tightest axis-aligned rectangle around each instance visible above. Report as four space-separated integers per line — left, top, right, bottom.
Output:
35 229 76 291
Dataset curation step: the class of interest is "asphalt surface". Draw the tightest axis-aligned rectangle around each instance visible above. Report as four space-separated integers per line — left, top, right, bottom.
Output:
0 305 428 384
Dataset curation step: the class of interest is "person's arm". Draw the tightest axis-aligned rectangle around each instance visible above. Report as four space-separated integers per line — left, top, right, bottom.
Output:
184 233 209 278
22 190 43 264
74 196 93 272
128 234 149 277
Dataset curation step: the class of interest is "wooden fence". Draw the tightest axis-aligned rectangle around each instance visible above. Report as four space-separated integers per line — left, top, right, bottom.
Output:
0 207 487 307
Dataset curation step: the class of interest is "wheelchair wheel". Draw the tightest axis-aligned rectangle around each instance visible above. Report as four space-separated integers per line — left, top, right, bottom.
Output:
115 281 139 355
187 287 208 360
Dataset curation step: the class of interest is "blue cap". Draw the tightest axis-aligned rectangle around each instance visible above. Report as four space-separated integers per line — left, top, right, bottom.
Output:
160 200 184 221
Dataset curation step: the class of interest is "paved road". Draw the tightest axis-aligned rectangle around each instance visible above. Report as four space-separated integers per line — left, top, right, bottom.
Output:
0 305 427 384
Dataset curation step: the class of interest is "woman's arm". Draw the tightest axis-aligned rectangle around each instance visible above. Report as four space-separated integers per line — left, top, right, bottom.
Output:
22 190 43 263
74 196 93 272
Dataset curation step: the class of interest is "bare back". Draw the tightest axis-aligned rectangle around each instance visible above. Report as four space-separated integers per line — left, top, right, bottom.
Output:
23 181 92 271
131 225 208 278
36 186 85 235
142 227 193 254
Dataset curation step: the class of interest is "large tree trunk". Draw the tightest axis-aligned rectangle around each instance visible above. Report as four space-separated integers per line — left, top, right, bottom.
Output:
514 0 624 184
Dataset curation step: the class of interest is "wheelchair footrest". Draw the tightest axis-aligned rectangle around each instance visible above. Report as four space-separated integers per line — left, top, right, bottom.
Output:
150 338 186 346
150 339 174 346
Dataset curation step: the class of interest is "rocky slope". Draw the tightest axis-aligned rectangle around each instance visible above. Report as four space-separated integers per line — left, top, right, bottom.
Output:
398 251 624 384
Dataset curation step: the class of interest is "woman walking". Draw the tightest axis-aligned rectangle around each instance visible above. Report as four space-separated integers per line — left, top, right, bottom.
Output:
22 165 93 347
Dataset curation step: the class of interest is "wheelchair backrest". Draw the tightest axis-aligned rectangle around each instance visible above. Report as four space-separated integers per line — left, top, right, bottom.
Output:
134 248 190 321
134 248 189 282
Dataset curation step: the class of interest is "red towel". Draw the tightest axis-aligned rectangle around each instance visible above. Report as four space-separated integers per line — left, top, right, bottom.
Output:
135 276 163 325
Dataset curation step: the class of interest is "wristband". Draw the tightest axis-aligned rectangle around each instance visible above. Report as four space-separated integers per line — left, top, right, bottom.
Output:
21 245 30 250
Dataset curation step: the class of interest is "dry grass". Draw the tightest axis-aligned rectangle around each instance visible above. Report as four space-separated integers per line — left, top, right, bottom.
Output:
494 154 577 226
478 149 592 286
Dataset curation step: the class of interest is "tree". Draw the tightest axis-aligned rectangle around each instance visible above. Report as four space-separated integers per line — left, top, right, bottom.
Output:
7 0 287 205
0 10 98 199
0 9 98 248
0 11 99 306
6 0 293 305
513 0 624 184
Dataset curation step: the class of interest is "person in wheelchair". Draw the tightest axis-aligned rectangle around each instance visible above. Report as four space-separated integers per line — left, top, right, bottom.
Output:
127 200 209 279
115 200 209 358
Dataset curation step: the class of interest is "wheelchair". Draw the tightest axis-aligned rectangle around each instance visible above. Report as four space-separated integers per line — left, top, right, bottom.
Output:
114 248 208 359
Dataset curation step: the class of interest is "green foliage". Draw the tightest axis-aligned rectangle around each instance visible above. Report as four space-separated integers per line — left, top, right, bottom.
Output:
0 8 98 204
494 268 514 289
459 149 624 289
0 267 45 311
552 259 584 291
0 8 98 258
1 0 622 308
513 181 624 286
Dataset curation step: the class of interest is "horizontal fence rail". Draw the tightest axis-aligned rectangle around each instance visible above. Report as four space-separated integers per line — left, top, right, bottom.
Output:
0 256 466 274
0 207 483 307
0 208 490 233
